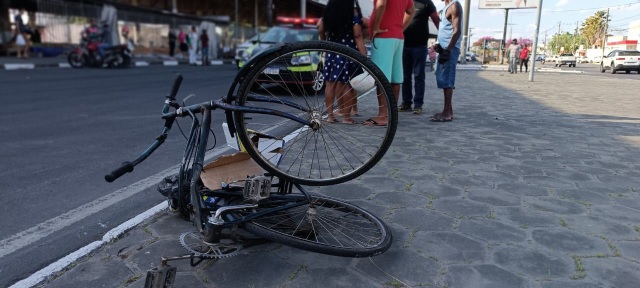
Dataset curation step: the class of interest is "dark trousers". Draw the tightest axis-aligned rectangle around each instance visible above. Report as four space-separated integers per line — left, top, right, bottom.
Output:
520 58 528 72
402 45 427 108
169 42 176 57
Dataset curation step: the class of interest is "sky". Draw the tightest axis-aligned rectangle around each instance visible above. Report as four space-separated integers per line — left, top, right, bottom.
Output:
354 0 640 43
430 0 640 43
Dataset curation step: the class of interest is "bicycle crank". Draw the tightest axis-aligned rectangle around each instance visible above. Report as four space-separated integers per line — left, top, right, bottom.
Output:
179 231 242 259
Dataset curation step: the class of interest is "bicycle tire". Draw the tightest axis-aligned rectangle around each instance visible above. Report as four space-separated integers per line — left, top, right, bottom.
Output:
229 195 392 257
233 41 397 186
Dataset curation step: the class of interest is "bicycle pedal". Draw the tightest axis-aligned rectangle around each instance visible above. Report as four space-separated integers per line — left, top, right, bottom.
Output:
243 175 271 202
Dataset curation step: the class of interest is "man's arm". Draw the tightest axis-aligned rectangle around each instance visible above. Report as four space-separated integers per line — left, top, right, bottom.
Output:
402 2 416 31
446 2 462 51
370 0 388 40
429 11 440 30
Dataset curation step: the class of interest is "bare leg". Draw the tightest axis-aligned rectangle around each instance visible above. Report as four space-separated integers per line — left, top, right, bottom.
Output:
336 82 355 123
433 87 453 120
324 81 337 122
369 83 399 125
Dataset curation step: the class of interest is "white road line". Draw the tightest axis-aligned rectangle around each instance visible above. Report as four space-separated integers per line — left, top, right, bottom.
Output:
4 63 35 70
0 146 230 260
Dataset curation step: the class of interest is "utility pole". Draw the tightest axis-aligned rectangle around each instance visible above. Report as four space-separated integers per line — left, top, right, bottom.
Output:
557 21 561 54
301 0 306 19
529 0 543 82
459 0 471 64
601 8 609 58
571 21 578 56
500 9 509 65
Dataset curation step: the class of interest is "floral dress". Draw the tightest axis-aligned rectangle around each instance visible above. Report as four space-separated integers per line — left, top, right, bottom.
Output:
323 14 363 83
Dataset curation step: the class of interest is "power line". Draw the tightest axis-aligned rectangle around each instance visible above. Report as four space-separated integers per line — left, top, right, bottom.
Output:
510 1 640 14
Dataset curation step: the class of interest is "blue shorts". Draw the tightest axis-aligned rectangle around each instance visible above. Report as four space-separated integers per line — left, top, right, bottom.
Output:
435 48 460 89
370 38 404 84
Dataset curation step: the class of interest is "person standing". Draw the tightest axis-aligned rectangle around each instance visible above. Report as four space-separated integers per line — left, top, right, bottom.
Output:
430 0 462 122
399 0 439 115
178 29 188 59
199 29 210 66
168 29 176 57
188 26 199 65
14 10 29 58
366 0 415 126
508 38 520 74
318 0 367 124
519 44 530 72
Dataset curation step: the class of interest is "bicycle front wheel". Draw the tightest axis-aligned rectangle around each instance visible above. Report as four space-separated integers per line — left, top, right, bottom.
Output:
229 195 392 257
233 41 397 186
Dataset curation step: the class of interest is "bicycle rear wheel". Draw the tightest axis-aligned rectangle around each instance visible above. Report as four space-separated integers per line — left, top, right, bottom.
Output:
228 194 392 257
233 41 397 186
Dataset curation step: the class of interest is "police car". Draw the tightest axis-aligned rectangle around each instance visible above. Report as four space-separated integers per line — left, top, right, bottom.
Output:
237 17 323 92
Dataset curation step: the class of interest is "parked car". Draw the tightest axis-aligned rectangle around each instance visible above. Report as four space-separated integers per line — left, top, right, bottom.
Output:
237 17 322 92
555 53 576 67
600 50 640 74
547 55 558 63
577 56 590 63
235 33 264 69
590 55 602 64
535 54 545 62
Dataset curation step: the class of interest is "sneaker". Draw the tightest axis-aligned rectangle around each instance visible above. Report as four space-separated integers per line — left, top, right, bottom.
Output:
412 108 423 115
398 104 412 112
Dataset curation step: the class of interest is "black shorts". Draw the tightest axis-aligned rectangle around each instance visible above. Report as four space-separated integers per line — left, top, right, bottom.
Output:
179 43 188 52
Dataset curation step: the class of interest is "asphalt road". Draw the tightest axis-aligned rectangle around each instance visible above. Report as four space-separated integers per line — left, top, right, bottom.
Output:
0 65 240 287
544 61 640 80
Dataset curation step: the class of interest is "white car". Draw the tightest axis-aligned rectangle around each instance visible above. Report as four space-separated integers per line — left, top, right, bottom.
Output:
590 56 602 64
577 56 590 63
600 50 640 74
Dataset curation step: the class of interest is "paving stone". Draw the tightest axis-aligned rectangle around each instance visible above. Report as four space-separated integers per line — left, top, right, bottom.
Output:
443 264 532 288
431 198 491 218
355 176 409 193
288 267 380 288
543 168 593 182
103 227 161 258
613 192 640 211
146 212 192 238
540 280 604 288
354 249 440 285
527 196 587 215
496 163 545 176
582 257 640 288
129 238 196 272
589 205 640 224
616 241 640 261
497 181 549 197
270 246 353 269
531 229 610 255
201 252 296 287
466 189 521 206
471 169 521 183
458 219 527 243
45 257 136 288
492 246 573 279
413 183 464 199
555 188 612 205
317 183 372 200
522 175 577 189
562 215 636 240
445 174 495 189
411 232 486 264
391 208 454 232
370 191 429 208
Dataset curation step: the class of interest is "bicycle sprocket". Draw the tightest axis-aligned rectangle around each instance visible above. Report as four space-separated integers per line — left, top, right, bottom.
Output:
179 231 242 259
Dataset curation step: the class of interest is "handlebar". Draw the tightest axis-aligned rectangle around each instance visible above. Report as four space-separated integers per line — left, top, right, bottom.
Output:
105 74 183 183
105 162 134 182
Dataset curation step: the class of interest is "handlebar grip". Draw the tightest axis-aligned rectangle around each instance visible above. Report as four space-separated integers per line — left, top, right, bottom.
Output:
168 74 183 100
105 162 134 183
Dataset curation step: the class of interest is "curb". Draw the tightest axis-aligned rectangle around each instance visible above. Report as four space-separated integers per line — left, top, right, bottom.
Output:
456 65 585 74
3 59 235 70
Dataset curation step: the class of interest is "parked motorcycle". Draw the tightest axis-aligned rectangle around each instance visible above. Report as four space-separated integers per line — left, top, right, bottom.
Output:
67 34 132 69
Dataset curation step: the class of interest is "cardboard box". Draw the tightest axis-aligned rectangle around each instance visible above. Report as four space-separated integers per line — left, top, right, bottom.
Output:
200 152 265 190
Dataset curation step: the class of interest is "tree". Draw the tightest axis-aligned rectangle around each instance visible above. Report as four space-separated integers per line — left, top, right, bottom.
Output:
549 32 586 54
473 36 496 47
580 11 609 48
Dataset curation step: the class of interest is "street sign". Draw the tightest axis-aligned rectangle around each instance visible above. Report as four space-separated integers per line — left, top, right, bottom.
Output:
479 0 538 9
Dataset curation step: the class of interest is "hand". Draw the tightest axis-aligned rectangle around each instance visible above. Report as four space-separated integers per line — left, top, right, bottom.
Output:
438 49 450 64
369 29 388 41
433 43 444 54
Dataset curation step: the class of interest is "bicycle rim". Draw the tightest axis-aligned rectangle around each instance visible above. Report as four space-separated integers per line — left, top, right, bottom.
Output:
234 41 397 186
229 195 392 257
